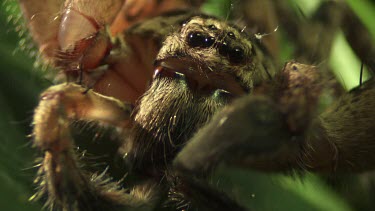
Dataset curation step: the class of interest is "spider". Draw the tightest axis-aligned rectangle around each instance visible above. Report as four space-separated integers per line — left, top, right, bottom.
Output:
12 0 375 210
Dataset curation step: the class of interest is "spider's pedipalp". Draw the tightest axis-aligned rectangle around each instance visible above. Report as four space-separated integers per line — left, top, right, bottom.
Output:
32 83 162 210
175 61 375 175
33 83 131 151
173 93 291 174
173 62 322 174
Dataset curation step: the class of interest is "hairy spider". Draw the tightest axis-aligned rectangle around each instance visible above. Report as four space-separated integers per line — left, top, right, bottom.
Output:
10 0 375 210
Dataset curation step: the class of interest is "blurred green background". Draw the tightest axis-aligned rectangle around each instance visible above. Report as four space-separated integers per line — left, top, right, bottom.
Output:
0 0 374 210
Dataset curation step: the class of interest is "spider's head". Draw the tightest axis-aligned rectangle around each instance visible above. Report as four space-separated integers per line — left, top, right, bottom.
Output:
153 15 272 97
126 15 276 169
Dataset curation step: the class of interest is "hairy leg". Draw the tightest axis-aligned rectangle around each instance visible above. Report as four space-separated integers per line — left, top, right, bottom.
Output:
174 62 375 175
32 83 159 210
166 173 247 211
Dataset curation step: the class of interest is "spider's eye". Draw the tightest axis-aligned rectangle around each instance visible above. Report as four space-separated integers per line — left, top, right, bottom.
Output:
227 32 236 39
204 36 215 46
219 43 244 64
229 47 244 64
218 41 230 56
208 24 217 30
187 32 215 48
187 32 205 47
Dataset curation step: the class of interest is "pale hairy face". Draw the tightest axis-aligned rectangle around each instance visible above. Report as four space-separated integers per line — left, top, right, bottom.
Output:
156 16 274 92
122 15 276 171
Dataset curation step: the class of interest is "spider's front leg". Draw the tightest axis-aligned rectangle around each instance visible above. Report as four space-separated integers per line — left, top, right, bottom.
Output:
174 61 375 175
32 84 158 210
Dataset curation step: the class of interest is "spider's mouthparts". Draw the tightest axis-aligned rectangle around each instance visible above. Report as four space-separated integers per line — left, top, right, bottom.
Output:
153 57 246 96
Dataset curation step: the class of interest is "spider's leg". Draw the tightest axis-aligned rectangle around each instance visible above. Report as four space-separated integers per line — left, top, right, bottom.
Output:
339 3 375 73
173 62 321 174
32 83 159 210
272 0 342 64
310 77 375 172
19 0 205 65
111 0 205 35
272 0 375 72
233 0 280 58
166 174 247 211
173 90 291 174
174 61 375 174
18 0 124 64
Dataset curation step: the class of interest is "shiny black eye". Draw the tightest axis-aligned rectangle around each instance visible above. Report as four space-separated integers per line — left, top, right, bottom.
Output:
218 42 230 56
219 43 244 64
208 24 217 30
227 32 236 39
187 32 205 47
204 37 215 47
229 47 244 64
187 32 215 48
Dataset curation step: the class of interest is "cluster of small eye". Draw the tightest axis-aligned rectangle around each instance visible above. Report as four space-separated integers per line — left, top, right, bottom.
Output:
186 25 245 64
